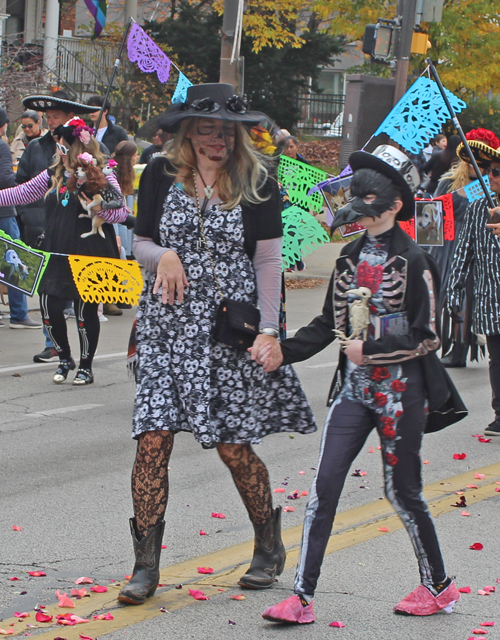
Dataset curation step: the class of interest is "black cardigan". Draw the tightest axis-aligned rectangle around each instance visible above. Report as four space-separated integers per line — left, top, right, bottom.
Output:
281 224 468 433
134 156 283 259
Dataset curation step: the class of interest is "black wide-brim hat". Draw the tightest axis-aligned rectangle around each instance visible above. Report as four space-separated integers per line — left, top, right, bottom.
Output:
22 94 98 115
157 83 266 133
456 140 500 168
349 145 420 221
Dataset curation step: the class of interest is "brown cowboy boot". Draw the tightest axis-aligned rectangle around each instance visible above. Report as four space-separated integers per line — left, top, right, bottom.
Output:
238 506 286 589
118 518 165 605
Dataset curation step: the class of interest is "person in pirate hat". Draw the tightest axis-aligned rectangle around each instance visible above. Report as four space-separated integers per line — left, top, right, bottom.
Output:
118 83 317 606
15 90 109 364
431 128 499 369
255 144 467 621
448 132 500 437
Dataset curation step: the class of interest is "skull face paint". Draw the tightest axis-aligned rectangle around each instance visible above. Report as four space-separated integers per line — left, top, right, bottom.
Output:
187 117 236 163
331 169 402 231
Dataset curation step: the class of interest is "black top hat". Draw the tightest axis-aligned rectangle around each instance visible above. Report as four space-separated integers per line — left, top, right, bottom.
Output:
157 83 266 133
22 90 98 115
348 145 420 221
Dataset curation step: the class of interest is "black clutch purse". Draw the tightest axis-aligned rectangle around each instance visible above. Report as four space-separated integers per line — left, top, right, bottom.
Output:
212 298 261 351
192 172 260 352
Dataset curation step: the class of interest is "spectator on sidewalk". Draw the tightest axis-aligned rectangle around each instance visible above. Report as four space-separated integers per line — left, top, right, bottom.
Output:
277 135 310 164
139 128 169 164
86 95 129 154
10 110 47 166
0 107 42 330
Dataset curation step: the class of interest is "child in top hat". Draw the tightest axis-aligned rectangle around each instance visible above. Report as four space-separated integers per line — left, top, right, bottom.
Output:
252 145 467 621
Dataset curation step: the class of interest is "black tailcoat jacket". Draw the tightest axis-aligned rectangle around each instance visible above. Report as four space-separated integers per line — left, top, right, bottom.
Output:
281 224 467 433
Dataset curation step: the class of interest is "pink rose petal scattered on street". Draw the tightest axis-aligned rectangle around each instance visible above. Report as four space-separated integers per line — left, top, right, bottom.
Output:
28 571 46 577
299 471 305 475
230 594 246 600
423 459 430 464
329 621 346 628
93 613 114 620
283 506 295 512
480 622 495 627
273 488 286 493
483 586 496 593
56 591 75 608
0 630 14 635
90 585 108 593
35 611 53 623
478 437 492 443
368 447 375 453
453 453 467 460
11 526 21 531
301 491 308 496
466 485 479 489
470 542 484 550
70 588 88 598
472 630 488 635
211 512 226 519
161 545 167 549
462 511 471 516
188 588 209 600
475 473 485 480
75 577 93 585
378 527 389 532
495 488 500 493
8 577 19 581
199 530 207 535
79 635 94 640
14 612 29 619
478 590 490 596
197 567 214 574
458 586 471 593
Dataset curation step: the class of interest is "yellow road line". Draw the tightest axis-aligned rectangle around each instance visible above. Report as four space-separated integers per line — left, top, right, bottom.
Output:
6 461 500 638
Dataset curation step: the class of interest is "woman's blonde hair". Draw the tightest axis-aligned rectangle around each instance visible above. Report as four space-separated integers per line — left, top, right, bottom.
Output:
438 160 474 192
46 136 107 197
165 118 273 209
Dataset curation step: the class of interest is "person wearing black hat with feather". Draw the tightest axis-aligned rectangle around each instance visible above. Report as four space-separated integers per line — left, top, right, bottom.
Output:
257 145 467 622
117 83 316 606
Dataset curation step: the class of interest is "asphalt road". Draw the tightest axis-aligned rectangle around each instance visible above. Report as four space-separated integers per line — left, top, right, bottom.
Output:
1 268 499 640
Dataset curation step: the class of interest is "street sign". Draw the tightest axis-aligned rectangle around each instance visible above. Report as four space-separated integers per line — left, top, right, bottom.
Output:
420 0 443 23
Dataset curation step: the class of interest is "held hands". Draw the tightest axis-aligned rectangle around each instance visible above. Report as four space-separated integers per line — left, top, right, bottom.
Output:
154 250 189 305
248 334 283 372
341 339 364 365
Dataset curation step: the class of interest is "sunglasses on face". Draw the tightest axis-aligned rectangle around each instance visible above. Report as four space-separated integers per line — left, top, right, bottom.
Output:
56 142 70 156
490 167 500 178
196 124 236 137
21 123 34 129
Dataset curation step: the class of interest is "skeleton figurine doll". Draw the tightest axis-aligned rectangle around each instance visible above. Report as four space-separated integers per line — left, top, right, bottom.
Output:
259 145 467 623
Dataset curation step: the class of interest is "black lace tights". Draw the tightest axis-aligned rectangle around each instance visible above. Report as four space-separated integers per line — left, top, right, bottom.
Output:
131 432 272 537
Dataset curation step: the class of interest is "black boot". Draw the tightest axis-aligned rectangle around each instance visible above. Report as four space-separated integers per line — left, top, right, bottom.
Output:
238 506 286 589
441 341 467 368
118 518 165 605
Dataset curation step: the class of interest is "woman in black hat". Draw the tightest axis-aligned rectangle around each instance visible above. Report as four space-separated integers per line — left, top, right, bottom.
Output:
0 117 129 384
118 83 316 605
259 145 466 622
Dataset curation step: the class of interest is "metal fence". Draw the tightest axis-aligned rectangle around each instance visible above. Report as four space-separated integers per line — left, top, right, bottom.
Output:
296 92 345 136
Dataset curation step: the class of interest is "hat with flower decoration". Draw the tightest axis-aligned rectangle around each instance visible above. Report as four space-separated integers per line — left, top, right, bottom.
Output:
456 128 500 167
53 117 95 146
157 83 266 133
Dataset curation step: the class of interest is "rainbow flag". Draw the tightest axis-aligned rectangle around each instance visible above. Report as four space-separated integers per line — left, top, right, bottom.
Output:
83 0 107 38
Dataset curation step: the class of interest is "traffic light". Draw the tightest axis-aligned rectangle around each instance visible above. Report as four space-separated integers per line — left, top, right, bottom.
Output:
411 32 431 54
362 22 395 62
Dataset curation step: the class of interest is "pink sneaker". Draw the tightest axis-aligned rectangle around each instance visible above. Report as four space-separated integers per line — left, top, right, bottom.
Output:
262 594 316 624
394 581 460 616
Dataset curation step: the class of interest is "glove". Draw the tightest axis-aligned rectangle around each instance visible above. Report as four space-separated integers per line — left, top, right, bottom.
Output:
449 305 463 324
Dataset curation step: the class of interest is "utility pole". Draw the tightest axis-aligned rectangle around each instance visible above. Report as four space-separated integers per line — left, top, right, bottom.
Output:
219 0 243 92
43 0 60 79
393 0 417 105
124 0 137 25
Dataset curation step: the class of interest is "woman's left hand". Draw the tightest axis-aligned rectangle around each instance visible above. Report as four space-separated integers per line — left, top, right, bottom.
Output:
486 222 500 237
248 334 282 372
342 339 364 365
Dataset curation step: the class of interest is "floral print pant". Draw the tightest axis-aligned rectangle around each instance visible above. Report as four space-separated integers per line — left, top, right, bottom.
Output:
294 360 446 598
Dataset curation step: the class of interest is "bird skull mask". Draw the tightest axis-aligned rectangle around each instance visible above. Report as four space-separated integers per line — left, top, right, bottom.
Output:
331 169 401 232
